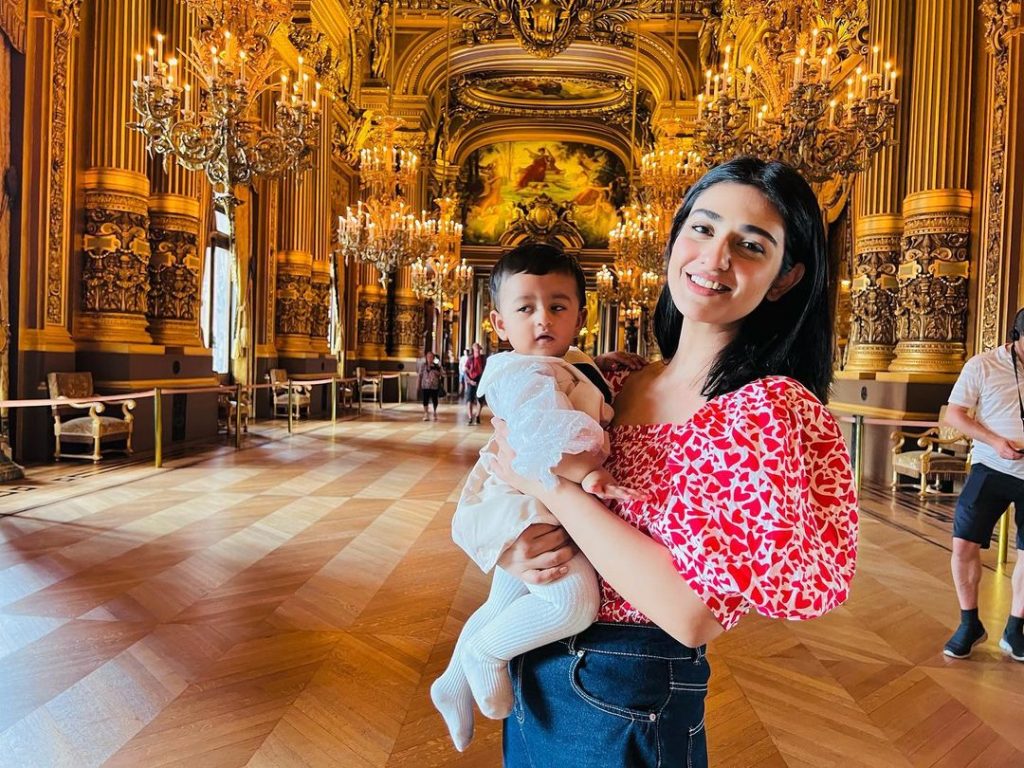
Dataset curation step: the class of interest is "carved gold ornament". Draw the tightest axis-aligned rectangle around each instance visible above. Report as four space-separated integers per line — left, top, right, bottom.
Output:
452 0 658 58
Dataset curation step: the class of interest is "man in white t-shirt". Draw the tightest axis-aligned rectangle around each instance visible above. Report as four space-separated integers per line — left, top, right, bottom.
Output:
941 308 1024 662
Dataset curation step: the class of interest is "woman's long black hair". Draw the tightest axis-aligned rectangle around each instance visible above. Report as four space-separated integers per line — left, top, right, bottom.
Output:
653 157 833 403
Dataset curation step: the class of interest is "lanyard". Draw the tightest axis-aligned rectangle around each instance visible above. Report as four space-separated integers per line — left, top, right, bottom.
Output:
1012 344 1024 432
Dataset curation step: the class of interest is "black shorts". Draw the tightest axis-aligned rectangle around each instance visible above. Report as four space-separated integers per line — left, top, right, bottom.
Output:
422 388 438 409
953 464 1024 550
466 383 480 404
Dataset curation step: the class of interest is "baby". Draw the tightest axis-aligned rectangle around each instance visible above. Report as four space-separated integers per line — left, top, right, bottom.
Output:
430 243 638 751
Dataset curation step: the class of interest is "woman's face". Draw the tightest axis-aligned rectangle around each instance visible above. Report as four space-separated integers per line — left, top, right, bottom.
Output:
666 182 803 331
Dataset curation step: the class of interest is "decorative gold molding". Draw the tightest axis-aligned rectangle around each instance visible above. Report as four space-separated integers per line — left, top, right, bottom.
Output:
43 0 82 326
452 0 659 58
81 168 150 199
978 0 1023 351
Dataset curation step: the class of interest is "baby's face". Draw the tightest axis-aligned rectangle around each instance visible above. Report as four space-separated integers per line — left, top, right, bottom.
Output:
491 272 586 357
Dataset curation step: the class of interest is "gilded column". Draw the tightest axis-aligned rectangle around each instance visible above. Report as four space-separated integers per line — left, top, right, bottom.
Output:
76 0 153 344
355 263 386 360
844 0 912 374
275 172 315 355
888 0 973 375
146 0 203 348
309 112 332 354
393 261 425 360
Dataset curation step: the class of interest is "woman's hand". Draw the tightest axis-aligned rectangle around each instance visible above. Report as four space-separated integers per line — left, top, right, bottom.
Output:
496 523 578 585
593 350 646 374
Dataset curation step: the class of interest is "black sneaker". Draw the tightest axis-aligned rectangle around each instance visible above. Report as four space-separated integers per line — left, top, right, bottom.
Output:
943 622 987 658
999 630 1024 661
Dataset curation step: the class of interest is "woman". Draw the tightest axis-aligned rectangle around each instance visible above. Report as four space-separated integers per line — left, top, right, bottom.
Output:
491 158 859 767
465 343 487 425
418 351 444 421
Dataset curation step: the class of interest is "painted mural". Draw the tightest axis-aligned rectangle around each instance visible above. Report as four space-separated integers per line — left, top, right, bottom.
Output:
460 141 626 247
475 76 618 102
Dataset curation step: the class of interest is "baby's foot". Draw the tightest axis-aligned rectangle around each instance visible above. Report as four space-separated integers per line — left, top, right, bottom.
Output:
430 669 475 751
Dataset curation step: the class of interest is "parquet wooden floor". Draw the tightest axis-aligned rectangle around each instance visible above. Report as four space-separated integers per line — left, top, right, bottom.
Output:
1 405 1021 767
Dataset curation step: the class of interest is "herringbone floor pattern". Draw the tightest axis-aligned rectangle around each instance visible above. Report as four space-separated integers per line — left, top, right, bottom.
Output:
1 405 1021 767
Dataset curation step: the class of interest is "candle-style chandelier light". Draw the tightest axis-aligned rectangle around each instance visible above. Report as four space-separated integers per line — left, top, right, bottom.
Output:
410 5 473 357
636 0 702 219
694 0 898 184
411 196 473 306
130 0 321 201
639 144 703 220
602 19 666 320
336 3 433 288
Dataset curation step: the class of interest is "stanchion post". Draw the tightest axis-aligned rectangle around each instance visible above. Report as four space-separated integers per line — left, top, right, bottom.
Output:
853 415 864 491
998 506 1010 567
287 380 294 434
331 376 337 425
234 383 242 449
154 387 163 468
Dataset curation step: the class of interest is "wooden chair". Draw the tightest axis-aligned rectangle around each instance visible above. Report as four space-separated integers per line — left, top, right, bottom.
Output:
217 388 251 436
267 368 311 419
47 372 135 462
890 405 971 496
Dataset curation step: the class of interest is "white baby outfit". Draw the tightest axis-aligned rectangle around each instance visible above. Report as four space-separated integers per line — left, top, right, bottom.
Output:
431 350 612 751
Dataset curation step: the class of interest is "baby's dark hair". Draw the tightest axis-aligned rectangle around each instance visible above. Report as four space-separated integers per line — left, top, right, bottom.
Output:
489 243 587 310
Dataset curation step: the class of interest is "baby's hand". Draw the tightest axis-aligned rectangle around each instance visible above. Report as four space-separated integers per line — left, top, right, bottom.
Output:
581 468 648 501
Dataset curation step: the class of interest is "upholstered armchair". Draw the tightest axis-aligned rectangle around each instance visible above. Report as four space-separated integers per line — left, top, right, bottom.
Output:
891 406 971 496
268 368 311 419
355 366 381 408
47 372 135 462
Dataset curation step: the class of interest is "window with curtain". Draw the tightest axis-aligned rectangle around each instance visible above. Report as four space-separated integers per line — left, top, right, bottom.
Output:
200 207 234 375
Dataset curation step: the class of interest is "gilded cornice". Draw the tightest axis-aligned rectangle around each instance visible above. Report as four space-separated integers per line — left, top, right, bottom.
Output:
399 32 694 102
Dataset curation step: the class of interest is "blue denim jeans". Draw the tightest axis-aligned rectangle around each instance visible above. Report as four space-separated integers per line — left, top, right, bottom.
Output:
503 622 710 768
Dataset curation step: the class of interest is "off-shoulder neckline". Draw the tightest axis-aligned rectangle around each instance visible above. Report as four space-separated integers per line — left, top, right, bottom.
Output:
609 374 809 432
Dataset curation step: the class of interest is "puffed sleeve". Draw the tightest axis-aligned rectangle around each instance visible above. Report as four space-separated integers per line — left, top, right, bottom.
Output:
481 354 606 489
654 378 859 630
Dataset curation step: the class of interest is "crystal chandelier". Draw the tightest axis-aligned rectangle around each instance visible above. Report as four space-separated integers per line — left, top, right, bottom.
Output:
336 4 431 288
602 20 666 317
637 1 702 219
410 2 473 349
639 144 703 221
337 193 433 290
130 0 321 201
411 195 473 306
607 201 664 311
694 5 898 184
